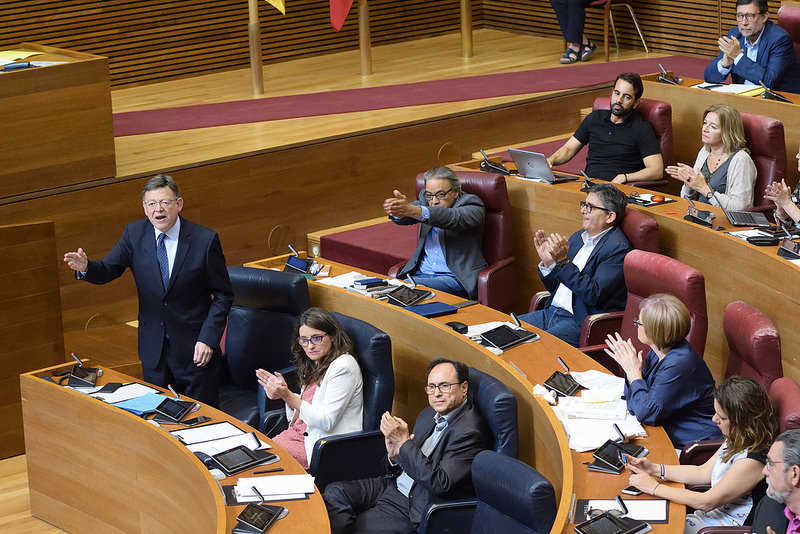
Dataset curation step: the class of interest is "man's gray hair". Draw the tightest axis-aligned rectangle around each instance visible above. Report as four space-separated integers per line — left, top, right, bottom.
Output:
423 166 461 193
142 173 180 199
777 429 800 468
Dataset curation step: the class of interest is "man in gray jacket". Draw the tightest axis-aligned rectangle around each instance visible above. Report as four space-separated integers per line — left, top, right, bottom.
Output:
383 166 487 299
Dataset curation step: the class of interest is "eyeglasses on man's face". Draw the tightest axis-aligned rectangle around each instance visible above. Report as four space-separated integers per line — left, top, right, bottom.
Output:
765 457 786 470
424 381 463 394
143 199 178 210
580 200 611 213
424 188 453 201
736 12 760 21
297 333 328 346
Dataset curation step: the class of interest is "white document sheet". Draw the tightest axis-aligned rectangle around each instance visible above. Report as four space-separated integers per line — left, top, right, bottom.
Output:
170 421 244 444
571 370 625 400
585 499 668 522
235 474 316 498
92 383 159 404
186 432 269 455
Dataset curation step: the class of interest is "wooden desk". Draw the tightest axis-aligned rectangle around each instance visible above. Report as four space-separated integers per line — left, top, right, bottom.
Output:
244 257 686 534
20 364 330 534
0 43 115 200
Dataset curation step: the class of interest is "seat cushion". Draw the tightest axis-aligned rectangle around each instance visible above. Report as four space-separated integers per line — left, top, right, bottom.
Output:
320 221 417 275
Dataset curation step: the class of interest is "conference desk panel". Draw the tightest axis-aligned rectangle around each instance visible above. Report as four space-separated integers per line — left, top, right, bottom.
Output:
20 364 330 534
245 257 685 534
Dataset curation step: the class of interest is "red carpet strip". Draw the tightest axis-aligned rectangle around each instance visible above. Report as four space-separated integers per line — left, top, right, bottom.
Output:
113 55 708 136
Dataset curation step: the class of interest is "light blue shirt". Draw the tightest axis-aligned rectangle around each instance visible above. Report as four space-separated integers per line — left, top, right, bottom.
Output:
417 206 454 277
717 28 764 86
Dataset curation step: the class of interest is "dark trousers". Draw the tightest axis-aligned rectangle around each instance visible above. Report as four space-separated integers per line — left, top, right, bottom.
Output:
324 477 416 534
142 337 221 407
550 0 590 43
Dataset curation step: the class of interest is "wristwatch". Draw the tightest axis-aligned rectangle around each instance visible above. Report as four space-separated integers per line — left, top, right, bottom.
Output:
706 190 714 200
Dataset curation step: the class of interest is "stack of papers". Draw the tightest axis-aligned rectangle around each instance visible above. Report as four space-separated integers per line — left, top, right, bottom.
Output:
235 474 315 502
170 421 245 444
91 383 159 404
571 370 625 400
557 397 628 420
556 411 647 452
186 432 269 456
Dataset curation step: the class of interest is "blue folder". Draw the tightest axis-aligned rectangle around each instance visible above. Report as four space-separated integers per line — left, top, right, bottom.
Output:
406 301 458 318
114 392 169 416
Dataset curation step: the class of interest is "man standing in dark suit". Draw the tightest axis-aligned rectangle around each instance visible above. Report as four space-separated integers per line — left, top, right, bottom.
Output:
704 0 800 94
324 358 490 534
383 166 487 299
63 174 233 406
517 184 631 347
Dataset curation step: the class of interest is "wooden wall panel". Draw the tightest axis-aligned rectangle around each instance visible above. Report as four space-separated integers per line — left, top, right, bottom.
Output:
0 222 65 459
1 0 475 87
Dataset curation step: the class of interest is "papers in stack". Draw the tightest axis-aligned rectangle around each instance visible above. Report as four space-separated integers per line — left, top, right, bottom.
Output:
570 370 625 400
691 82 757 94
580 499 668 523
235 474 316 502
557 411 647 452
114 393 171 416
170 421 245 445
91 383 159 404
558 397 628 420
186 432 270 456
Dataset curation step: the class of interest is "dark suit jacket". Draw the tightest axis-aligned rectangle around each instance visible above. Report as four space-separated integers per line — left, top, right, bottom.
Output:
540 226 631 327
704 20 800 94
82 217 233 370
395 401 490 526
752 495 789 534
395 191 488 299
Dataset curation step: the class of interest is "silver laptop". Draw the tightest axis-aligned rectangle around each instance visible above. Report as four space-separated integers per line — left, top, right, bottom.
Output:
723 208 770 227
508 148 577 184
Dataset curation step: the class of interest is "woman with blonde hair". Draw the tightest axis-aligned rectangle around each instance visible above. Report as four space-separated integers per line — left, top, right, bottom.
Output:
605 293 720 448
667 103 756 210
625 376 777 534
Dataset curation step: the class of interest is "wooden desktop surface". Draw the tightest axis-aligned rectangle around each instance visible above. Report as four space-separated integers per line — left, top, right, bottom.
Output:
244 257 686 534
20 364 330 534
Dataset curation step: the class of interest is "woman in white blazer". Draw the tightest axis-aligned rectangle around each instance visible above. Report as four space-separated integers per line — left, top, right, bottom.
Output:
256 308 363 468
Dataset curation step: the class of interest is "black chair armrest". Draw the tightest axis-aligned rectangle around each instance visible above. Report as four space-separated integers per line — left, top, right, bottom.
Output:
417 499 479 534
697 527 750 534
260 408 288 437
679 439 725 465
309 429 387 492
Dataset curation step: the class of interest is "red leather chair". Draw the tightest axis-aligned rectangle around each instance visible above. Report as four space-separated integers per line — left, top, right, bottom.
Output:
723 301 782 391
581 250 707 374
587 0 649 62
740 112 786 213
528 208 659 360
778 5 800 61
388 171 517 312
498 97 672 190
770 377 800 432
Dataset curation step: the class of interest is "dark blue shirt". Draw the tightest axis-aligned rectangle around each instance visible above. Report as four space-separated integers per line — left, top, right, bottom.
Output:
624 340 721 448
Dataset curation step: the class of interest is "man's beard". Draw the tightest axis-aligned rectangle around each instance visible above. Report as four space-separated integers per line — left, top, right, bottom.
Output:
611 103 631 118
766 480 791 504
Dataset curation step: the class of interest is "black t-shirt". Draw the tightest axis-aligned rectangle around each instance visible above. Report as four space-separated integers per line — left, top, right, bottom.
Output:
573 109 661 181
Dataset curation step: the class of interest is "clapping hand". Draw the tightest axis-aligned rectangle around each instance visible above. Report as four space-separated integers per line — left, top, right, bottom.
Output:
718 36 742 66
764 180 792 208
380 411 412 460
255 368 289 400
604 332 644 381
666 163 709 196
533 230 568 267
63 248 89 272
383 190 421 219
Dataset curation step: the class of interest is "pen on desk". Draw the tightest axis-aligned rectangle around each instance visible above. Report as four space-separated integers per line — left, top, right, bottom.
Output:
253 467 284 474
167 384 180 399
508 361 527 379
557 356 569 373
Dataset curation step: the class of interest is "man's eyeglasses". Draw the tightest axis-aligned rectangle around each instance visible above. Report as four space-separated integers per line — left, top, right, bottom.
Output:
632 317 644 327
424 381 463 394
580 200 612 213
144 199 178 209
297 333 328 346
424 188 453 201
736 13 760 21
765 457 786 469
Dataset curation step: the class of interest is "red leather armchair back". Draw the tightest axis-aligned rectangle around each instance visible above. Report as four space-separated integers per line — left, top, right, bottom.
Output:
619 250 708 357
769 377 800 432
415 171 512 265
740 112 786 212
621 208 659 253
593 97 673 165
723 300 782 391
778 5 800 61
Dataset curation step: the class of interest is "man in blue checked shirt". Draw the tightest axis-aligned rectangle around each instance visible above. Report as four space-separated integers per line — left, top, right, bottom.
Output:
383 166 487 299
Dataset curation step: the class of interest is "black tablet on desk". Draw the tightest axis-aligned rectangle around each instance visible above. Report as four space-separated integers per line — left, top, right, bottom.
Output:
212 445 277 476
154 397 195 422
480 324 539 350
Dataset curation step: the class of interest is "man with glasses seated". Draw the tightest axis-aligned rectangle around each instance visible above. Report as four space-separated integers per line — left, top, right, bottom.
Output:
63 174 233 406
383 166 486 299
324 358 490 534
756 429 800 534
517 184 631 347
704 0 800 94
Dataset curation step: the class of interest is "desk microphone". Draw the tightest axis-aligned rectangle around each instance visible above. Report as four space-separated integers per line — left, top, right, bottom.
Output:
406 274 416 288
780 222 793 239
615 495 629 517
557 356 570 373
287 244 300 257
70 352 83 367
167 384 180 399
252 485 266 505
510 312 521 328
